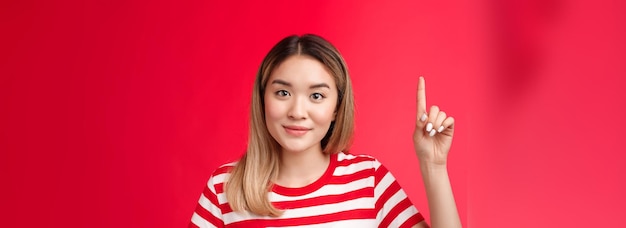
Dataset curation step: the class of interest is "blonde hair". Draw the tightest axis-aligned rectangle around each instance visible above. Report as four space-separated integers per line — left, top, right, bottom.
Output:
225 34 355 216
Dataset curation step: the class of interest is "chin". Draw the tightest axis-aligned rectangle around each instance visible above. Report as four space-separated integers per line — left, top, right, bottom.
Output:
277 141 317 154
278 144 308 153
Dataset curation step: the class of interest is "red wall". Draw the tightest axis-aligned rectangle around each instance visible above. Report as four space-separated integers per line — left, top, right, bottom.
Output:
2 0 625 227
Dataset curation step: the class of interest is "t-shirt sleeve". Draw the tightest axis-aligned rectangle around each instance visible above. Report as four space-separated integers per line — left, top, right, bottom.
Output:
374 160 425 227
189 173 225 228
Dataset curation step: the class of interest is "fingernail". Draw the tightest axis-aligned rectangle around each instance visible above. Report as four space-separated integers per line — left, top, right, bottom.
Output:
420 113 427 122
437 126 444 133
429 129 437 137
426 123 433 132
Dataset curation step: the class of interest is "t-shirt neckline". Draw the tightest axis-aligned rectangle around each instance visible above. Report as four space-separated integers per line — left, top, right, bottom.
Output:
271 152 338 196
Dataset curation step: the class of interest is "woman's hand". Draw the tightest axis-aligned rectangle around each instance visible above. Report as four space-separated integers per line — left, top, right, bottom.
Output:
413 77 455 167
412 77 462 228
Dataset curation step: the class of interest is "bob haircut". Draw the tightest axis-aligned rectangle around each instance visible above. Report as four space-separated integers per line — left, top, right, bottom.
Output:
225 34 355 217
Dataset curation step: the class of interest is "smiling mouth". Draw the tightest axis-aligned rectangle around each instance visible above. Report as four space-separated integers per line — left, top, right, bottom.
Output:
283 126 311 136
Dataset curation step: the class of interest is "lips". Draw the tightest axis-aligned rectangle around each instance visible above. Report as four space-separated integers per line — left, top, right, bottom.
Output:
283 125 311 136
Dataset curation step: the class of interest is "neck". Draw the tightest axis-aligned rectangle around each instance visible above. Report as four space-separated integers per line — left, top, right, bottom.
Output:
277 144 330 188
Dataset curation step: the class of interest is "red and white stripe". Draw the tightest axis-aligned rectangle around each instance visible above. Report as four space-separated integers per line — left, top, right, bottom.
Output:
190 152 424 228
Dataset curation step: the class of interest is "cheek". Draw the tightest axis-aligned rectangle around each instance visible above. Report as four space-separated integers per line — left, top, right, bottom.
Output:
264 98 283 122
311 105 336 125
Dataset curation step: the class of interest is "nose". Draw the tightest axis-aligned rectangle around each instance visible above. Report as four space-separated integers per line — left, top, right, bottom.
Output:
287 96 307 120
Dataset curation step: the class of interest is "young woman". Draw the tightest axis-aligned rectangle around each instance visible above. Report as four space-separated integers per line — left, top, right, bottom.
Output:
190 34 461 228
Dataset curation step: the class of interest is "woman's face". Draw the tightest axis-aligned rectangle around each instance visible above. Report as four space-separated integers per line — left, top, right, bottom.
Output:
264 55 338 154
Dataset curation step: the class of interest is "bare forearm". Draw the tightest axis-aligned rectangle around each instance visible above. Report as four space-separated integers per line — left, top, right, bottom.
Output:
420 164 461 228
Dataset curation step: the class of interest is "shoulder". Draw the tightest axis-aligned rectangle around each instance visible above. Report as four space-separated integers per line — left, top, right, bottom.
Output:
335 152 384 172
206 161 237 188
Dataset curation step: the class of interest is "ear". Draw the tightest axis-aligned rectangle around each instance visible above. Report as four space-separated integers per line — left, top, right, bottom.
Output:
333 111 337 121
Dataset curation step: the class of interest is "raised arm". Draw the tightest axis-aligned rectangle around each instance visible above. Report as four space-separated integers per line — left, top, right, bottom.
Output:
412 77 462 228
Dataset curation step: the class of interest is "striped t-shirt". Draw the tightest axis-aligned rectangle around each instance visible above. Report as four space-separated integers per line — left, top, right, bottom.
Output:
190 152 424 227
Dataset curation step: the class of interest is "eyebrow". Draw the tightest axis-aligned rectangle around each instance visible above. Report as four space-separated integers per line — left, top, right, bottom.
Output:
271 79 330 89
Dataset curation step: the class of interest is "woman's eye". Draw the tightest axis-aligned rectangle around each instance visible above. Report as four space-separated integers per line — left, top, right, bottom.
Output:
311 93 325 100
276 90 290 97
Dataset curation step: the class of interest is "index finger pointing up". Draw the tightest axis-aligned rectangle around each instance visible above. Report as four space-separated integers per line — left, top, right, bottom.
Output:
417 76 427 116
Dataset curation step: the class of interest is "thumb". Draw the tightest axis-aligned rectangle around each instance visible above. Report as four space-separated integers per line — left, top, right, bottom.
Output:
414 112 428 138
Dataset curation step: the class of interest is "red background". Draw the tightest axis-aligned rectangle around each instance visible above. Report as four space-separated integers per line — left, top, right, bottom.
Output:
2 0 625 227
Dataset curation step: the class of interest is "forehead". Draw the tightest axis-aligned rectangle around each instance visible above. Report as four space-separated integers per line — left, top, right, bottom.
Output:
269 55 336 87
